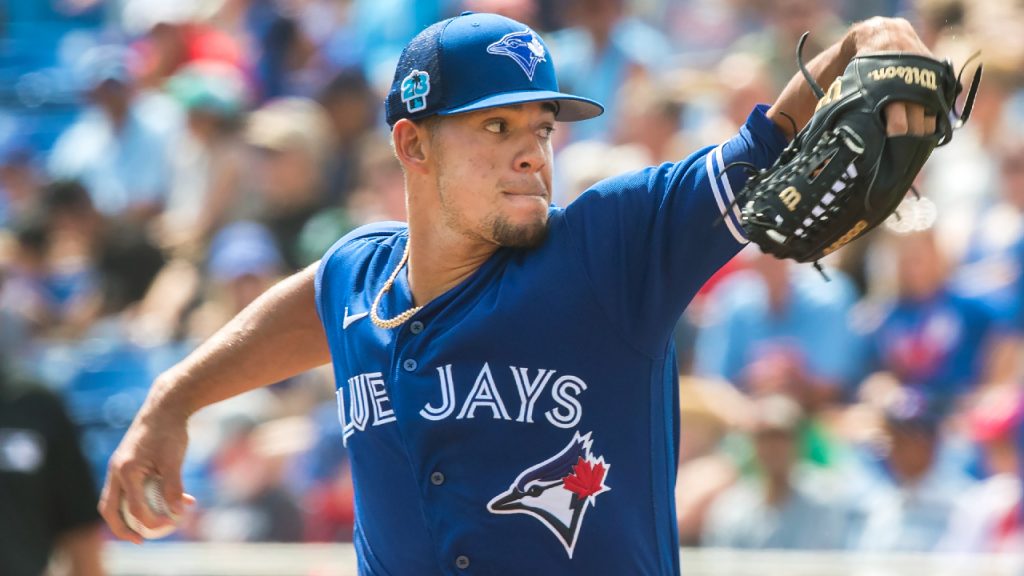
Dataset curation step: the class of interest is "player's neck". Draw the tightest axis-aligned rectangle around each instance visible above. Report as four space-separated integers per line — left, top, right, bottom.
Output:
405 226 498 307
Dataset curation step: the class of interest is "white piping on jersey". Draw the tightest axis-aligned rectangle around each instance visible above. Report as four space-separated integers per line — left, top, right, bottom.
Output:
715 146 747 241
706 145 748 245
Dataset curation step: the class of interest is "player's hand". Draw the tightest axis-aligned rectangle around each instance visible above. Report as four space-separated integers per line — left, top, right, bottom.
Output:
852 17 938 137
883 101 937 137
99 394 192 544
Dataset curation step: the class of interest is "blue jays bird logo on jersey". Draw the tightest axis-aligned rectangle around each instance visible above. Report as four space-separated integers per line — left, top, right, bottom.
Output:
486 30 547 81
487 432 610 557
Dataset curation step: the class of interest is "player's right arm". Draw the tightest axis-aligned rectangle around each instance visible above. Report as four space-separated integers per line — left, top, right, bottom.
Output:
99 262 330 543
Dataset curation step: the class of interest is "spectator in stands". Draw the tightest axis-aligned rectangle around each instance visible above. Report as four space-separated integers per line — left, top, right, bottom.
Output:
254 9 318 99
339 138 405 227
208 221 284 312
0 364 105 576
159 61 250 254
349 0 453 89
858 229 1012 406
704 52 777 145
729 0 845 91
245 97 332 270
675 378 745 546
612 76 689 164
123 0 248 90
553 139 648 206
199 416 307 543
549 0 673 142
939 384 1024 552
36 180 166 340
48 45 176 221
953 138 1024 320
0 213 53 340
301 403 356 542
694 250 861 408
921 50 1019 260
702 394 845 549
317 68 379 206
845 389 976 552
913 0 966 48
0 178 161 343
0 137 43 229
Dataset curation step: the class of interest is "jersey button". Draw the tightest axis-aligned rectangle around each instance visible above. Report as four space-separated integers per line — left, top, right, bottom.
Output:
403 359 418 372
430 471 445 486
455 555 470 570
409 321 424 334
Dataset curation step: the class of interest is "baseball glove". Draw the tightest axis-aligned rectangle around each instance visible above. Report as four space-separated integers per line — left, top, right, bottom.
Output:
729 33 981 270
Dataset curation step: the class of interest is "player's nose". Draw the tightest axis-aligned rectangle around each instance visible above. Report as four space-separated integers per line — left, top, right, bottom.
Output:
513 134 548 174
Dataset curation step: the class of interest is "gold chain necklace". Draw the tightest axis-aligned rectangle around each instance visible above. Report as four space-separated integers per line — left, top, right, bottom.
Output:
370 243 422 329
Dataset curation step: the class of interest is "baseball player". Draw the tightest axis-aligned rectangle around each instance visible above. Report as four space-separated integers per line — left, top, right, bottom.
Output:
101 12 938 575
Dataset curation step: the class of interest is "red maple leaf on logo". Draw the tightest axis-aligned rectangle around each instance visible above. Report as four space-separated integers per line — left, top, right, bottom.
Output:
563 457 607 499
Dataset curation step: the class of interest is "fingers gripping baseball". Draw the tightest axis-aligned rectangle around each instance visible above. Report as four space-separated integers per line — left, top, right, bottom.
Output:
99 414 191 543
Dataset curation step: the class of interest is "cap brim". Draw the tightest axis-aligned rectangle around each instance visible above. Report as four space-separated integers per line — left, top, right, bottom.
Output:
439 90 604 122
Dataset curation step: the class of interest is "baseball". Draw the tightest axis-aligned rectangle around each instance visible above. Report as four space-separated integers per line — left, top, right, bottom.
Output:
120 477 179 539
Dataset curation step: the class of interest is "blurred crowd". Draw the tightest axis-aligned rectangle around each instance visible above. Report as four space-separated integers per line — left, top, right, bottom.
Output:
0 0 1023 557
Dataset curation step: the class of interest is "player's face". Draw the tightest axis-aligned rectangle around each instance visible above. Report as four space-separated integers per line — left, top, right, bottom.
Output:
429 102 556 248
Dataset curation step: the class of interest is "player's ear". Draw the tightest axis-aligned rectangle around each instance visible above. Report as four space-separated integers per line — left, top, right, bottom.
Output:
393 118 432 174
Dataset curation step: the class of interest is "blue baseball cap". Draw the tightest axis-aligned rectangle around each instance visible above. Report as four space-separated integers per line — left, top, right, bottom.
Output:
208 221 284 282
385 12 603 128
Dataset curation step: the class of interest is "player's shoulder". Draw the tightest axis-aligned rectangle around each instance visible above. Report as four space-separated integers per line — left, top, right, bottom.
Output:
315 221 406 320
321 221 407 263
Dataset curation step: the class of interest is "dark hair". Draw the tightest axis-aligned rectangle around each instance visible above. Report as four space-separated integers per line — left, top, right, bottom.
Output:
43 180 95 215
97 225 166 314
317 67 373 105
12 211 49 255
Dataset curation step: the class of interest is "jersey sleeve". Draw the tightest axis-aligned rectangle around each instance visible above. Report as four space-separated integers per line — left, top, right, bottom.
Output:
562 104 788 353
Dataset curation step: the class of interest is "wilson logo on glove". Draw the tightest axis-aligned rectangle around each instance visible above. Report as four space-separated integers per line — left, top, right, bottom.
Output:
867 66 939 90
779 186 802 212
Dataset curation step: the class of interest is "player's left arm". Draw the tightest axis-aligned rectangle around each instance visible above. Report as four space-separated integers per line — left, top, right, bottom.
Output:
767 17 936 140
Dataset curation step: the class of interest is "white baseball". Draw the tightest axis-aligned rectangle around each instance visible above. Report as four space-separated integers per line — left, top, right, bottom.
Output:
120 477 179 539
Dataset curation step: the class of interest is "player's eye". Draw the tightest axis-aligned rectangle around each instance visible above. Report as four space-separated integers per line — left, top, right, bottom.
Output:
484 120 507 134
537 126 555 140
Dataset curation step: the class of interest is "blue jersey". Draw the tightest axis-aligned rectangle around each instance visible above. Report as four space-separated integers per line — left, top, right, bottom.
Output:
694 267 861 392
865 289 1001 399
315 105 786 575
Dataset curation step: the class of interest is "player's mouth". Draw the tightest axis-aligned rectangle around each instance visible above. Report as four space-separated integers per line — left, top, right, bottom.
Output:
501 187 549 201
501 192 549 213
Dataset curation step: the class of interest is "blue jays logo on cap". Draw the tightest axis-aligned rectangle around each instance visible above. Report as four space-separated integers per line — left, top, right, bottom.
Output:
486 30 547 81
401 70 431 113
488 431 610 557
385 12 603 128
